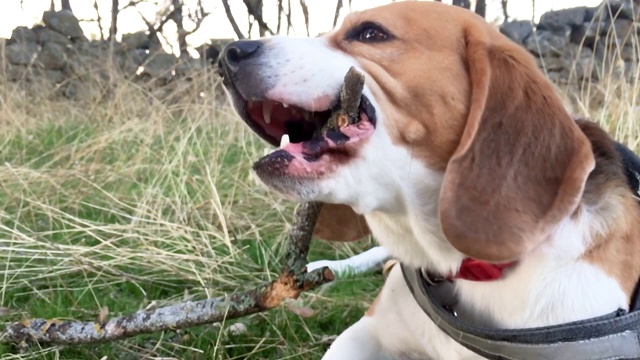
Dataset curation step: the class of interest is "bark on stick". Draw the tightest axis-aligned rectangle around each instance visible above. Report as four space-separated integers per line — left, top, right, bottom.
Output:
1 202 332 347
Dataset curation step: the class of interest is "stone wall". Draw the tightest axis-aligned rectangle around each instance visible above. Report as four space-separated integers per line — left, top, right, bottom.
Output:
500 0 639 83
0 9 232 100
1 1 638 96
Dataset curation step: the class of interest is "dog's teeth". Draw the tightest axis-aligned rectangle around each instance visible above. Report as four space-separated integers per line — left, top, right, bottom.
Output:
263 101 273 124
280 134 290 148
282 103 289 108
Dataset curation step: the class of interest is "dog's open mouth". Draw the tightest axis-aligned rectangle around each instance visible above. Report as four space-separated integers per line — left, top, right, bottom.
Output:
228 70 377 180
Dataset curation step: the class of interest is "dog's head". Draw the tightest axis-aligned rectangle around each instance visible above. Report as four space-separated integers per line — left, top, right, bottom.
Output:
218 2 595 262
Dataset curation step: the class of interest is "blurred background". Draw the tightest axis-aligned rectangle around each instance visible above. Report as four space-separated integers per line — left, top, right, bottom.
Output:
0 0 604 56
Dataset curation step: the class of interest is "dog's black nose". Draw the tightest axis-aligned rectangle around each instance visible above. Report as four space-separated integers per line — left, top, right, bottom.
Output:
218 40 263 74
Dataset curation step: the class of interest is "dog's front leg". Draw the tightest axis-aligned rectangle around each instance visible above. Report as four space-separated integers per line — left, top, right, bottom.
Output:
322 316 395 360
324 264 482 360
307 246 390 277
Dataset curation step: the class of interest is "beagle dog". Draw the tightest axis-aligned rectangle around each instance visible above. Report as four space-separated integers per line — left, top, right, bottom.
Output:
218 2 640 359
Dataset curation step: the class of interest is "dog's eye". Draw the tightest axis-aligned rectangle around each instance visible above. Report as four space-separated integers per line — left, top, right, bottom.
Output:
347 22 391 43
358 27 388 42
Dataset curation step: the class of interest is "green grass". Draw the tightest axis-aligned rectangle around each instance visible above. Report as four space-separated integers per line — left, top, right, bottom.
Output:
0 73 382 359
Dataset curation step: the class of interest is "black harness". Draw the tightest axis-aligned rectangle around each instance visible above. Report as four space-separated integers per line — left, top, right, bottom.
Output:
402 141 640 360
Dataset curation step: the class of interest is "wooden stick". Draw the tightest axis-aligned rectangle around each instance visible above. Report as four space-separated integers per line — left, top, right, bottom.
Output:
0 202 332 347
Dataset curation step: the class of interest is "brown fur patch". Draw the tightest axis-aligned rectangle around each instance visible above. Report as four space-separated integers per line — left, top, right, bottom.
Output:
577 119 640 301
313 203 370 242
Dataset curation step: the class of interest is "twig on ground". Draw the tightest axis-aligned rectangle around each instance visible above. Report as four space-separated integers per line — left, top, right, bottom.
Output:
0 202 332 347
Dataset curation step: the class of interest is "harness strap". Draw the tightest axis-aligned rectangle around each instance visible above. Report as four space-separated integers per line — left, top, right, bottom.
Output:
401 263 640 360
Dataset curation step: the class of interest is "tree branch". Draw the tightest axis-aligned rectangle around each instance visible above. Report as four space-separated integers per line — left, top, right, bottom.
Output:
333 0 343 28
221 0 246 40
277 0 283 34
299 0 310 37
475 0 486 18
134 5 177 50
1 202 332 346
502 0 510 22
93 0 106 41
109 0 119 41
243 0 275 36
286 0 293 35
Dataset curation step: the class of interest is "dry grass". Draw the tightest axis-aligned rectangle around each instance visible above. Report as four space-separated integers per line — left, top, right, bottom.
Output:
0 32 638 359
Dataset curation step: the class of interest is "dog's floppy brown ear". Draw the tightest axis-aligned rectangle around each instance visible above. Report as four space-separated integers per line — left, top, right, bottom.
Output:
438 24 595 262
313 203 370 242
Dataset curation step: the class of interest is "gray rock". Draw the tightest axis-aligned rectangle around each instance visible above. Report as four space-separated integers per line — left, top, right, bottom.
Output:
612 19 635 44
142 52 177 79
536 56 566 71
34 27 71 46
570 20 606 47
538 7 587 31
563 45 598 80
116 50 147 75
42 10 85 40
45 69 64 84
525 30 568 57
619 44 637 61
625 61 638 80
4 64 26 82
6 42 39 65
545 71 565 83
128 49 149 66
175 58 204 76
37 42 66 70
122 32 150 50
599 0 640 21
500 20 534 45
11 26 37 43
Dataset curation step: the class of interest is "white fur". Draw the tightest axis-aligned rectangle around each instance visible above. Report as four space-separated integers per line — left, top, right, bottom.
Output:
306 246 390 276
235 33 628 360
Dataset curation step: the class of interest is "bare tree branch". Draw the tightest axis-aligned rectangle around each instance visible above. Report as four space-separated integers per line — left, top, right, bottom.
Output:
93 0 106 41
184 0 209 36
0 203 333 347
135 5 177 51
475 0 486 18
286 0 293 35
277 0 283 33
502 0 510 22
170 0 189 58
243 0 275 37
299 0 310 37
221 0 246 39
61 0 73 12
333 0 343 28
121 0 146 11
109 0 119 41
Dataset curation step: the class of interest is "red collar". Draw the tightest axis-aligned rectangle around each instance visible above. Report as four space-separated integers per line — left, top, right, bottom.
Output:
449 258 515 282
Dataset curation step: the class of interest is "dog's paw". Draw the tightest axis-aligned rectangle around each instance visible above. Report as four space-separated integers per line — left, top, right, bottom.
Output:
306 260 339 273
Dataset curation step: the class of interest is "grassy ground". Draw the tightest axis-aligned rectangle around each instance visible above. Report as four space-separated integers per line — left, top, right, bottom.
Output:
0 45 639 359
